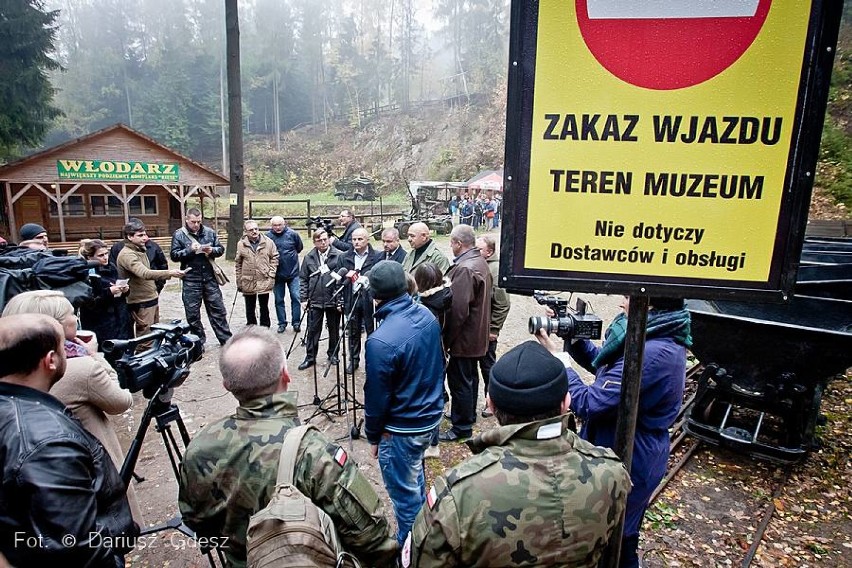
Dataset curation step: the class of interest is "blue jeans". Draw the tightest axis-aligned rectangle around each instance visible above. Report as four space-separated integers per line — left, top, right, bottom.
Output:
378 431 432 545
273 277 301 327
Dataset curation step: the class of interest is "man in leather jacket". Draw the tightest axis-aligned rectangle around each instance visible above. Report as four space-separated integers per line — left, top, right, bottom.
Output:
0 314 137 567
170 207 232 345
329 209 361 253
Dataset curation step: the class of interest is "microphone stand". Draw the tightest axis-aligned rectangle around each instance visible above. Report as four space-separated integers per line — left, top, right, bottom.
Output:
292 265 325 407
307 281 365 440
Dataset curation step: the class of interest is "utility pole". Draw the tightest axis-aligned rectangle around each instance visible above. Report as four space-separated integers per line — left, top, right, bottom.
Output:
225 0 244 260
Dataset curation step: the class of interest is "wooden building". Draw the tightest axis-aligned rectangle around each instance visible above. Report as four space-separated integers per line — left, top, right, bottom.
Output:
0 124 229 243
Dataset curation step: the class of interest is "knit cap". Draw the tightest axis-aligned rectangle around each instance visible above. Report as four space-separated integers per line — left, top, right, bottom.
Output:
489 341 568 415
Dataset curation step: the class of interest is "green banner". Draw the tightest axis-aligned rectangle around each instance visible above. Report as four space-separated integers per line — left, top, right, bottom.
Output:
57 159 180 181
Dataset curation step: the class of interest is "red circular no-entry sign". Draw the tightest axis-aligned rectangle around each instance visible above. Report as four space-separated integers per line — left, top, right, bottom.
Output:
576 0 772 90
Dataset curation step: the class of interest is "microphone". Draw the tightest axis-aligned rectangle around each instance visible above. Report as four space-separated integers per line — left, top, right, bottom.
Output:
352 275 370 294
325 267 349 287
307 267 323 278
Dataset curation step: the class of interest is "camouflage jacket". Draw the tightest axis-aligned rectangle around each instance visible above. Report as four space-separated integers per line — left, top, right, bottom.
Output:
178 392 398 568
406 415 631 567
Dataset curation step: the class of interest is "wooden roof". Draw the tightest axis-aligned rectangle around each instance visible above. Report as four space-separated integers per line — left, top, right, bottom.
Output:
0 123 229 185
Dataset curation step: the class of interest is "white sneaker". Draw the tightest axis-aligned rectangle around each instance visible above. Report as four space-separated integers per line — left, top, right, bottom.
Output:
424 445 440 459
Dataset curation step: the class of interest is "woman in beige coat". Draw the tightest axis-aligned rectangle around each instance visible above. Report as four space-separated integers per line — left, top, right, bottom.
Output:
235 219 279 327
2 290 143 525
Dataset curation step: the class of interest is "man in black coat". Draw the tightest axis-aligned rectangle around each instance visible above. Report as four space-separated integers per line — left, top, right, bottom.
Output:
339 228 380 373
297 229 344 370
329 209 362 253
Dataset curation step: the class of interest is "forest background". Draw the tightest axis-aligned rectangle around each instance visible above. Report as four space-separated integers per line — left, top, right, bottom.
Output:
1 0 851 215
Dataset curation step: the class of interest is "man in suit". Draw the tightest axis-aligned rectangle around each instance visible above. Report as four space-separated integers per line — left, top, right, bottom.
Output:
297 229 344 370
339 228 379 373
380 227 407 263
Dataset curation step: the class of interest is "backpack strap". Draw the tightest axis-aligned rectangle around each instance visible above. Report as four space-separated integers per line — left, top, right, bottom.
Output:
277 424 314 486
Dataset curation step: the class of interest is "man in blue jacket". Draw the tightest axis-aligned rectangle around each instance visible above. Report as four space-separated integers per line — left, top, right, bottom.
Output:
365 260 444 546
267 216 304 333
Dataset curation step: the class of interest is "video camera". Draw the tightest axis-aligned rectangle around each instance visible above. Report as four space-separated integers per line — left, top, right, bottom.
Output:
528 293 603 341
102 321 203 399
306 216 336 236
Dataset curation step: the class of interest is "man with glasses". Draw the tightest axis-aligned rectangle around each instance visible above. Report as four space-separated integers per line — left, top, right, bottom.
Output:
339 228 380 373
329 209 361 253
400 222 450 276
297 229 344 370
235 220 278 328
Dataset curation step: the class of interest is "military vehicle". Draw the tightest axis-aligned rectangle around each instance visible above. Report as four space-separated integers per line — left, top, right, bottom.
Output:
334 176 377 201
371 181 461 240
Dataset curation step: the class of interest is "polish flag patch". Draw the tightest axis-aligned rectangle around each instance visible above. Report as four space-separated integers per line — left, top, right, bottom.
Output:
426 486 438 509
334 447 348 467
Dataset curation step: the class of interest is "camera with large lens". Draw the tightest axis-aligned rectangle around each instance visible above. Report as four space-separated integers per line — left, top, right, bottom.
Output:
306 216 336 236
102 320 204 399
528 293 603 340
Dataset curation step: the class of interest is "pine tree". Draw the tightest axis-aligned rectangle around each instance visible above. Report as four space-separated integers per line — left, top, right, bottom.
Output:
0 0 62 159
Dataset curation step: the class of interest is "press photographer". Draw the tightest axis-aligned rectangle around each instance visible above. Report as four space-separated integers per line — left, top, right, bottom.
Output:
536 296 692 568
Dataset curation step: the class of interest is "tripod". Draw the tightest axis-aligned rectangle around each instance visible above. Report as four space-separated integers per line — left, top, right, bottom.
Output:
121 381 226 567
289 269 328 408
306 283 365 440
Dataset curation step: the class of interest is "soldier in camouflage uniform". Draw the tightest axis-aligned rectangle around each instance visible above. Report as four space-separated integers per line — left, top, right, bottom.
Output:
178 326 398 568
406 341 631 567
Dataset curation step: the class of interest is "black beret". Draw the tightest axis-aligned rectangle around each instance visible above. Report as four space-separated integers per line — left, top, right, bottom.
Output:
489 341 568 415
369 260 407 300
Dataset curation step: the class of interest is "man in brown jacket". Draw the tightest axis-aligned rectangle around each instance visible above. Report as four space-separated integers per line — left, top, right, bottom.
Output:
116 219 184 337
439 224 491 442
235 219 279 327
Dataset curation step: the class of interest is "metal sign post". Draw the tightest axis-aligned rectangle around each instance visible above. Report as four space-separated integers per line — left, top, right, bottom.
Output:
599 295 649 568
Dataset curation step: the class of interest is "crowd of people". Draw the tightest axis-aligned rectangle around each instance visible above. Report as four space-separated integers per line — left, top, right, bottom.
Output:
0 205 692 567
450 193 501 230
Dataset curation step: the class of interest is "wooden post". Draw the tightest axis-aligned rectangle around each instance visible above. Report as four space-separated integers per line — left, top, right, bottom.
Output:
225 0 245 260
5 182 18 240
54 183 66 242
